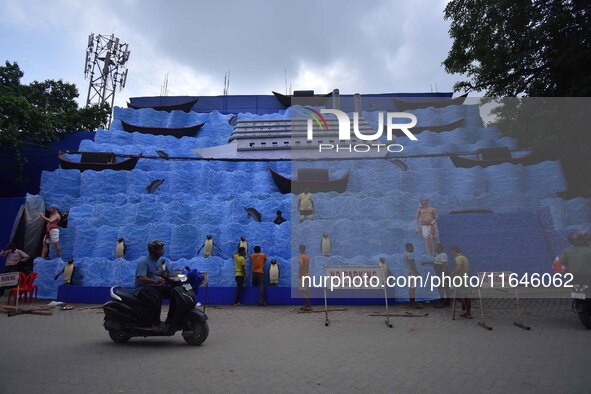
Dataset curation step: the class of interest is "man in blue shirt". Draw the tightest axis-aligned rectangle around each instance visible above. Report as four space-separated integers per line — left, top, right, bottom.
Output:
136 240 170 328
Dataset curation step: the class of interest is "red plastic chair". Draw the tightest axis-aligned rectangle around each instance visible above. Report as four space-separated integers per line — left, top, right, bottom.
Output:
7 272 28 305
25 272 39 303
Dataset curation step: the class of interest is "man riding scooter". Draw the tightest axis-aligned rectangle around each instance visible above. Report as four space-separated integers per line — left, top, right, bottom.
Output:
135 240 174 330
104 240 208 345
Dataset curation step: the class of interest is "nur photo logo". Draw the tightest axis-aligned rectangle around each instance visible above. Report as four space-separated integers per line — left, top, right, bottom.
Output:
304 108 419 153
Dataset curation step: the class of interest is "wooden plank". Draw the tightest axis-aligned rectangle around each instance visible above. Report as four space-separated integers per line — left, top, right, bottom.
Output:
0 304 54 316
297 307 348 313
0 304 54 311
369 312 429 317
7 310 53 316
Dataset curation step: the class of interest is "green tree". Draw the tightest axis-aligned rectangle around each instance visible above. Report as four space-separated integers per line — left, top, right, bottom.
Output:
443 0 591 97
0 61 24 93
443 0 591 196
0 61 110 176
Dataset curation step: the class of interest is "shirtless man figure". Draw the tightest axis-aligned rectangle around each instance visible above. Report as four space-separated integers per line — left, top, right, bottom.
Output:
415 197 438 256
40 205 61 258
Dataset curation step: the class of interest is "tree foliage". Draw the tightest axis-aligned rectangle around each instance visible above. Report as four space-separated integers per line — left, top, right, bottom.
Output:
0 61 110 174
444 0 591 96
443 1 591 196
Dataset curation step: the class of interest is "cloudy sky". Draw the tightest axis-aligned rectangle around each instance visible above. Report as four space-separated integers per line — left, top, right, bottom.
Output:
0 0 459 108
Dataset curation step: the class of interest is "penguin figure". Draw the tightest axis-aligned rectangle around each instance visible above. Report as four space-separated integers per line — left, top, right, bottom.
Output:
54 260 83 285
197 235 221 258
203 236 214 257
321 233 331 257
269 259 280 286
115 237 126 259
238 236 248 256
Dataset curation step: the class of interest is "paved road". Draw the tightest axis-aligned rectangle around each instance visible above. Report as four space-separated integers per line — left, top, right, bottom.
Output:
0 298 590 393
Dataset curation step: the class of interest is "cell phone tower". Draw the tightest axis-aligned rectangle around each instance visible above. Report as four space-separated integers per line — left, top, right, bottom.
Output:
84 33 130 127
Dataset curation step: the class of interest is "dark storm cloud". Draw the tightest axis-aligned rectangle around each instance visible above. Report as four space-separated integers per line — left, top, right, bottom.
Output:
116 0 457 94
0 0 459 106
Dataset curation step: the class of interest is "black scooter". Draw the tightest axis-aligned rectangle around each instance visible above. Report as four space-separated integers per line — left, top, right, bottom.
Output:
571 284 591 329
103 268 209 345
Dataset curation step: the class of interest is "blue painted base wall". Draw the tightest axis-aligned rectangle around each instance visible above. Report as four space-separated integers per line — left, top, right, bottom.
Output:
56 285 399 306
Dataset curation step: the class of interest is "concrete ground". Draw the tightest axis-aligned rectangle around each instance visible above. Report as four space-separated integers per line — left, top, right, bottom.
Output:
0 297 590 393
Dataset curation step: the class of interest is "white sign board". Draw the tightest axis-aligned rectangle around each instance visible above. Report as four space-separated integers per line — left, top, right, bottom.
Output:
324 266 384 290
0 272 19 287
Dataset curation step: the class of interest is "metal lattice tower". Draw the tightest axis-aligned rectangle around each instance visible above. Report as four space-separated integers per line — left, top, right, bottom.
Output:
84 33 130 126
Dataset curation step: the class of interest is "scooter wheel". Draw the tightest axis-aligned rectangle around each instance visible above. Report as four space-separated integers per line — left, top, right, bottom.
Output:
183 321 209 346
109 330 131 344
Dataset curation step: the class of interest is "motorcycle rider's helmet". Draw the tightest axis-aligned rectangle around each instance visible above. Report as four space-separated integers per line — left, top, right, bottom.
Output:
148 239 165 254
